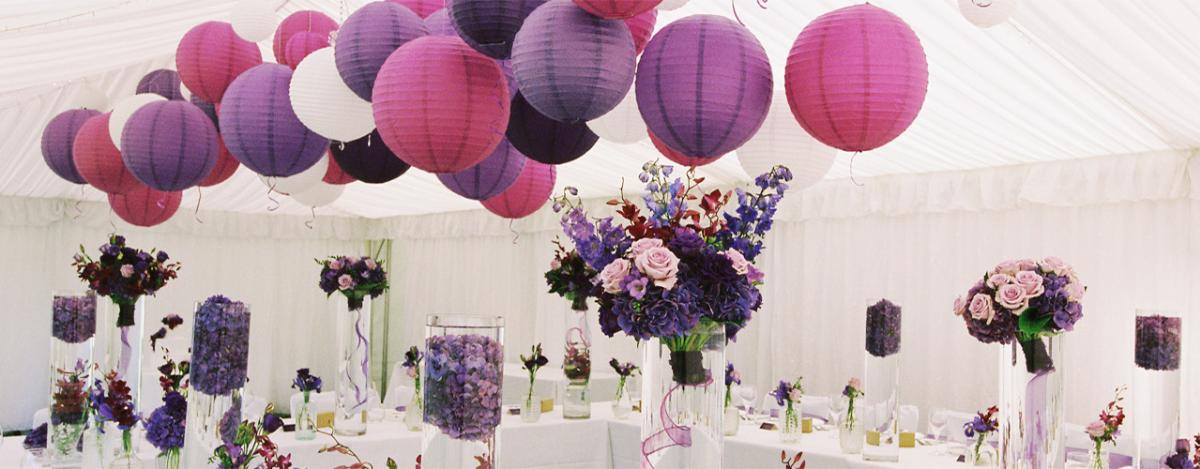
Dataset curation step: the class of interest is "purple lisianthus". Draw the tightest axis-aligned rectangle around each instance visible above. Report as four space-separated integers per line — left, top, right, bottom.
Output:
262 413 284 434
292 368 322 393
668 227 706 255
1135 315 1182 371
143 391 186 452
725 363 741 387
865 299 901 358
424 334 503 442
52 293 97 344
190 295 250 396
771 380 791 406
218 405 241 444
23 423 47 450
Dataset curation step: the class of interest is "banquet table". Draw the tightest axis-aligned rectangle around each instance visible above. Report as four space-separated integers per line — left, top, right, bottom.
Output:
501 363 622 407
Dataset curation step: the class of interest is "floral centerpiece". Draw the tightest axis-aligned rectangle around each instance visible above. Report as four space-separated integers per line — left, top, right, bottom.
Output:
545 241 598 418
317 255 388 311
963 406 999 465
1084 387 1125 469
546 240 598 311
209 406 290 469
1135 315 1181 371
772 377 804 442
48 362 90 462
52 294 97 344
519 344 549 422
89 371 140 466
318 254 387 436
291 368 322 440
1165 436 1198 469
865 299 901 358
144 391 187 469
73 234 180 328
184 295 250 466
1133 314 1183 468
424 331 503 467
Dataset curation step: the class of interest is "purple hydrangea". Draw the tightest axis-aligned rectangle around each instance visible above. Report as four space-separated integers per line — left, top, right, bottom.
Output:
23 423 47 450
1135 315 1181 371
190 295 250 396
52 293 96 344
865 299 902 357
143 391 186 452
684 250 761 341
424 334 503 442
601 284 700 341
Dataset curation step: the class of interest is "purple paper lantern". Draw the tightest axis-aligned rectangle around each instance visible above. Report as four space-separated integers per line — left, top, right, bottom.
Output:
506 92 597 165
136 69 185 100
424 8 456 36
636 15 773 157
329 130 411 184
511 0 635 123
448 0 547 59
120 101 219 191
335 1 429 101
437 140 527 200
220 64 331 177
42 109 100 184
191 95 219 129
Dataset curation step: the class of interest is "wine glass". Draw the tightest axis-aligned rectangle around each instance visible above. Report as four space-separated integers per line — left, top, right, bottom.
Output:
738 386 757 414
928 408 949 454
829 394 846 430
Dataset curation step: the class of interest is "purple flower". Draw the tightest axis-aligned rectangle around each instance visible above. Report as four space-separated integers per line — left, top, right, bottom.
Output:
771 380 791 406
51 293 96 344
725 363 741 387
668 228 706 255
143 391 186 452
190 295 250 396
424 334 503 442
23 423 47 450
262 413 284 434
218 406 241 444
292 368 322 393
1135 315 1182 371
626 276 649 299
865 299 901 358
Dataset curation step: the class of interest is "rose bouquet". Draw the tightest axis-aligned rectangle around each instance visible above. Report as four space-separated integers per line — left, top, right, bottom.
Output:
1084 387 1125 469
963 406 999 465
73 234 180 327
317 255 387 311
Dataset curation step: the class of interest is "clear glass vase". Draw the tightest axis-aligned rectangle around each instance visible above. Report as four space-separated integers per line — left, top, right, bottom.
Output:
862 352 900 461
48 291 97 467
108 430 143 469
335 295 372 436
563 306 591 419
780 405 801 443
155 448 181 469
404 390 423 432
968 436 997 467
722 405 740 436
641 321 725 468
1088 444 1110 469
839 398 865 454
999 334 1065 469
1133 313 1181 469
96 296 146 406
613 378 634 420
183 298 250 467
295 392 317 440
183 389 242 467
521 389 542 423
422 315 504 469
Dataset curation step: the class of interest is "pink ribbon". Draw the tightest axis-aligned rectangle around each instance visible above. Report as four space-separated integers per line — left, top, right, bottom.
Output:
343 309 370 412
117 327 132 378
640 375 714 469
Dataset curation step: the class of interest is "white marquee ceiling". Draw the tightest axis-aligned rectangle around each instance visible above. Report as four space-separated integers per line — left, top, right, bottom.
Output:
1 0 1196 218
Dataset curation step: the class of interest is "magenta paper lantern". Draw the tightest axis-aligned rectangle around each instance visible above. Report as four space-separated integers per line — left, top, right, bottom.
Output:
329 130 411 184
120 101 219 191
481 160 555 219
109 186 182 227
438 140 527 200
372 36 510 173
625 8 656 55
199 140 240 187
573 0 660 19
323 154 356 185
272 11 338 66
284 32 329 70
390 0 442 18
636 15 772 157
449 0 547 59
73 113 142 194
335 1 428 101
649 129 721 167
176 21 263 104
221 64 331 177
511 0 635 123
42 109 99 184
136 69 185 100
507 92 598 165
785 4 927 152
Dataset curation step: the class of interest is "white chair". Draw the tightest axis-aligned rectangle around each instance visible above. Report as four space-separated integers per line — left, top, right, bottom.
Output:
934 410 977 443
760 391 782 417
383 385 416 411
800 395 832 422
241 393 269 421
31 408 48 428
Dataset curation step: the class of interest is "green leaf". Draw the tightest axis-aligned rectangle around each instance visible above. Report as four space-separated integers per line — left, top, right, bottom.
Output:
1017 310 1052 337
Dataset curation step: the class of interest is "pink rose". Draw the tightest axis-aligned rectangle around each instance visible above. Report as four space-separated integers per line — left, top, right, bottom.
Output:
345 256 360 265
721 249 751 276
635 247 680 290
993 260 1020 276
598 259 632 294
995 283 1028 312
1014 270 1045 297
630 238 664 257
788 388 803 402
968 293 995 324
365 258 377 270
848 377 861 389
119 264 135 278
330 259 343 271
953 296 967 316
986 273 1013 289
1017 259 1038 271
405 367 417 379
337 274 354 290
1039 256 1068 275
550 258 562 270
1065 278 1085 301
1086 420 1107 439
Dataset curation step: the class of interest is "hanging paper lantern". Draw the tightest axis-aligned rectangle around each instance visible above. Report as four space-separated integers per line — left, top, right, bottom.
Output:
335 1 428 101
389 0 442 18
648 130 722 167
481 160 555 219
191 95 219 128
507 92 598 165
323 154 356 185
958 0 1018 28
657 0 687 10
785 4 928 152
231 0 277 42
448 0 547 59
587 86 645 144
284 32 329 69
291 181 345 207
120 101 219 191
737 94 836 189
437 140 527 200
199 140 240 187
136 69 184 100
108 186 182 227
290 48 375 142
258 153 328 195
41 109 100 184
75 84 110 111
176 21 263 104
272 11 338 65
108 94 166 151
73 114 142 194
221 64 331 177
329 130 411 184
573 0 661 19
511 0 635 123
424 8 455 36
625 8 656 55
372 36 510 173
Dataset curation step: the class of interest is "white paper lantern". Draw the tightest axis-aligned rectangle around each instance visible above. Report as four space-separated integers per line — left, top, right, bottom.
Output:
75 84 110 111
587 87 646 144
657 0 689 11
259 154 328 195
289 48 375 143
291 181 344 207
108 93 166 150
958 0 1018 28
231 0 277 42
736 93 837 190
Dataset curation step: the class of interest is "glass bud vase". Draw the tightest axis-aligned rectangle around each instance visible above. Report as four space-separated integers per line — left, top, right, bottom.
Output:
722 405 740 436
641 321 725 469
48 291 97 467
999 334 1065 469
838 398 865 454
404 390 423 432
613 378 634 420
968 436 997 467
335 295 372 436
1132 313 1181 469
1088 444 1110 469
520 388 542 423
423 315 504 469
183 297 250 468
562 305 591 419
780 404 801 443
295 391 317 440
108 430 143 469
862 297 901 462
97 296 146 406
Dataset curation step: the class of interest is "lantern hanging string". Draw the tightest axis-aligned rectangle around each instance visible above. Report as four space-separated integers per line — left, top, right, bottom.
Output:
849 152 864 187
305 207 315 230
731 0 769 27
509 219 519 244
71 185 85 219
193 187 205 224
265 178 281 212
108 209 118 232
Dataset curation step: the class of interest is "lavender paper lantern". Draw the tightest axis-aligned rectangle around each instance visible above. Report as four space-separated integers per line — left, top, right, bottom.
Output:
108 186 182 227
73 113 142 194
424 8 455 36
120 101 219 191
507 92 598 165
390 0 442 18
573 0 661 19
191 95 219 128
283 32 329 69
438 140 527 200
372 36 510 173
511 0 635 123
785 4 928 152
636 15 773 157
221 64 331 177
41 109 99 184
335 1 429 101
649 129 722 167
329 130 411 184
272 11 338 66
448 0 547 59
176 21 263 104
481 160 555 219
136 69 185 100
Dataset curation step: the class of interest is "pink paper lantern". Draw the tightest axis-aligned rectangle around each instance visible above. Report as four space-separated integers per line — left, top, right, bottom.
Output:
284 32 330 70
573 0 661 19
272 11 338 66
372 36 510 173
784 4 928 152
625 8 656 55
199 139 240 187
176 21 263 104
481 160 555 219
389 0 442 18
323 153 356 184
73 113 142 194
648 129 721 167
109 186 182 228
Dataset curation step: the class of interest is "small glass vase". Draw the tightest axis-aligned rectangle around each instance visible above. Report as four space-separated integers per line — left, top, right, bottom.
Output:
613 380 633 420
295 392 317 441
48 291 97 467
155 448 181 469
722 405 740 437
422 315 504 469
404 390 423 432
641 321 725 468
97 296 146 406
999 334 1065 469
183 298 250 467
780 405 801 443
968 436 997 467
521 391 542 423
838 398 864 454
1132 313 1181 469
108 430 143 469
1088 445 1110 469
562 305 591 419
335 295 372 436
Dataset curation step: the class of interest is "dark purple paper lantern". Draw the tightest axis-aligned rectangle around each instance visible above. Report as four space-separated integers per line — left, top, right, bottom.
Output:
438 140 527 200
120 101 219 191
506 92 598 165
448 0 547 59
329 130 411 184
335 1 429 101
511 0 635 123
636 15 773 157
191 95 219 129
42 109 100 184
136 69 185 100
220 64 331 177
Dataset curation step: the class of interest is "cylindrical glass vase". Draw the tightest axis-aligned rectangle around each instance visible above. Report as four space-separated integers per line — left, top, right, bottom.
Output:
295 392 317 440
839 397 865 454
423 315 504 469
563 306 591 419
521 389 542 423
335 295 372 436
640 321 725 469
780 405 801 443
1133 313 1182 469
999 334 1065 469
722 405 740 437
183 297 250 468
155 449 181 469
404 390 423 432
1089 445 1111 469
613 380 634 420
863 297 901 461
108 430 143 469
96 296 146 405
48 291 97 467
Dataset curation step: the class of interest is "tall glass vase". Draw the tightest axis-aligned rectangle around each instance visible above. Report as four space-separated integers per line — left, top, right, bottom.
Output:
183 297 250 468
335 295 372 436
999 334 1065 469
862 298 901 462
422 315 504 469
97 296 146 405
563 305 591 419
48 291 97 467
641 321 725 469
295 391 317 440
1132 313 1182 469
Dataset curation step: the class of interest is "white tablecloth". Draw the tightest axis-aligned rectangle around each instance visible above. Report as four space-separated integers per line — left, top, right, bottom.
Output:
502 363 622 406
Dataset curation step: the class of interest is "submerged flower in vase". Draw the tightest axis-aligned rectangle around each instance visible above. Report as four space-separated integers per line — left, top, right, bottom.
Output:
191 295 250 396
865 299 901 357
1135 315 1181 371
424 334 503 441
51 294 97 344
